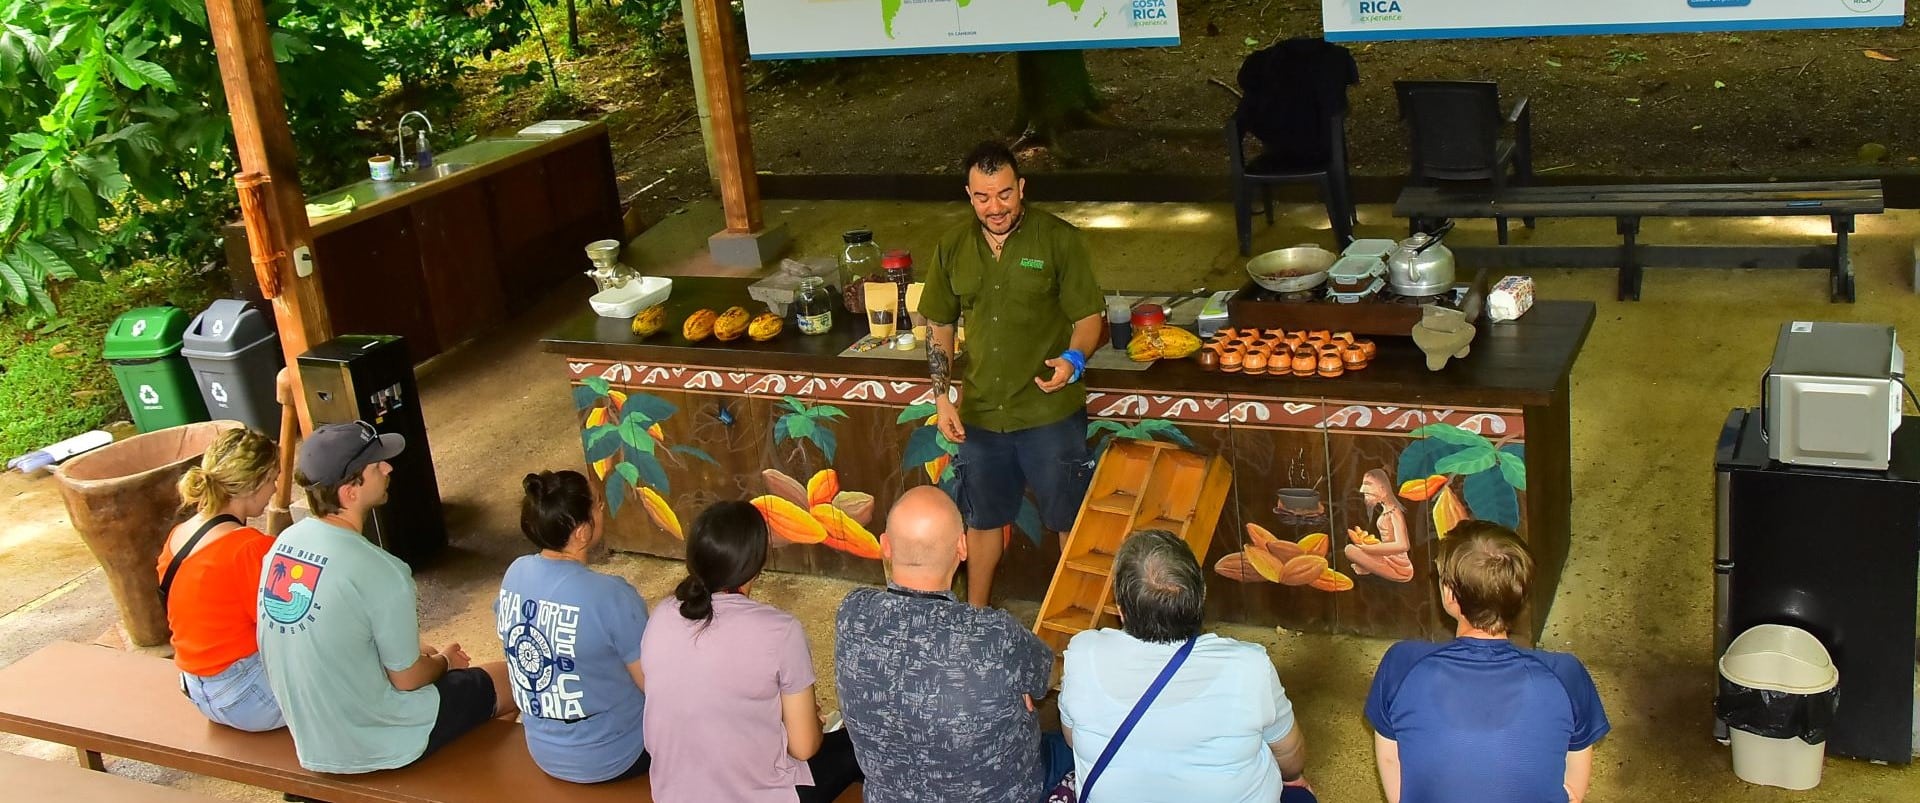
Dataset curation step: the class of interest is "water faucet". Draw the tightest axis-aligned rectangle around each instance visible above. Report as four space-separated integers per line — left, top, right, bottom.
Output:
396 111 434 171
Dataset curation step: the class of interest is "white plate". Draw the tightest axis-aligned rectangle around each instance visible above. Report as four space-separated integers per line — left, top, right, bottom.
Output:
590 276 673 318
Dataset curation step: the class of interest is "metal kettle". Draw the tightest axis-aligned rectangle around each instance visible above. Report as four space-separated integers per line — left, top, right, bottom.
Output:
1387 221 1457 297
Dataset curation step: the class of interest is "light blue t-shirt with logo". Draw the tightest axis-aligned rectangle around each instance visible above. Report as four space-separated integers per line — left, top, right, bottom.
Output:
257 518 438 773
495 554 650 783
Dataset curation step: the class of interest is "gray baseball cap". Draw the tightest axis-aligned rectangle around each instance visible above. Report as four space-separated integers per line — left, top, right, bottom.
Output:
297 421 405 486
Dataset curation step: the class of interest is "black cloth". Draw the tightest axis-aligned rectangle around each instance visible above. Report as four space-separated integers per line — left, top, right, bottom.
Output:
416 667 498 761
795 729 864 803
1235 37 1358 171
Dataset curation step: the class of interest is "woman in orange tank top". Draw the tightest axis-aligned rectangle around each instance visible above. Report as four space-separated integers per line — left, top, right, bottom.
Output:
156 427 284 731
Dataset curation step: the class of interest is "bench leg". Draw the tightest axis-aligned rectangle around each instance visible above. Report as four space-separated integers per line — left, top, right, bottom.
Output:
1831 214 1856 304
1497 216 1510 245
77 747 104 771
1617 216 1642 301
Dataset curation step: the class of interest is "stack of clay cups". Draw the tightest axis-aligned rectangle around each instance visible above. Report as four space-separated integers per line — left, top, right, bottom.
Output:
1199 327 1375 377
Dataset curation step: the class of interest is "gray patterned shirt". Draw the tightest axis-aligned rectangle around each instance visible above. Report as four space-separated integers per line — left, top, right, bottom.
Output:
835 585 1053 803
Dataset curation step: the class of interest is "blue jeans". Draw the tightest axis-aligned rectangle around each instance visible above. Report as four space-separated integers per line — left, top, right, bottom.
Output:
181 652 284 732
1041 730 1074 790
955 411 1094 532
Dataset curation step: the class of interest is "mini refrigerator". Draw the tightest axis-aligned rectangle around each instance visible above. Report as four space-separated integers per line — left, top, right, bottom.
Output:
1714 408 1919 763
298 335 447 567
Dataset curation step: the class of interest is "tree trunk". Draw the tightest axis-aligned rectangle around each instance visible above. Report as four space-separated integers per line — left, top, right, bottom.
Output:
566 0 582 54
1010 50 1109 149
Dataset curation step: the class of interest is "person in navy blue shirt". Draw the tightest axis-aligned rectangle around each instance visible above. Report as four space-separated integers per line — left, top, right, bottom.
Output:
1365 521 1608 803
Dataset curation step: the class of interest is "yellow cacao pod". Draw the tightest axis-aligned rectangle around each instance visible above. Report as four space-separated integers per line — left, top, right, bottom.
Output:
637 487 683 540
682 309 717 342
806 469 840 508
713 306 751 342
1126 327 1202 361
810 503 882 559
748 312 784 341
630 304 666 337
751 495 829 545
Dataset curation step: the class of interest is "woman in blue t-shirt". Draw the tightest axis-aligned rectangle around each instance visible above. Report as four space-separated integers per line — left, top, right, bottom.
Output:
496 470 651 783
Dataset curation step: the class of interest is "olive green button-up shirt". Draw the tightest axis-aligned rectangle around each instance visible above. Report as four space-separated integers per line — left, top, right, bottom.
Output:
920 208 1105 434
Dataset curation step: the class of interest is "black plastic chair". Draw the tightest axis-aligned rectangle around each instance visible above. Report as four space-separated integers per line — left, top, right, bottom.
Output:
1394 80 1534 243
1226 110 1355 256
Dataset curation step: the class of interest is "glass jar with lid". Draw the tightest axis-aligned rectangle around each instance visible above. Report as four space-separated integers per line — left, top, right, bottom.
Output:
839 229 883 312
795 276 834 335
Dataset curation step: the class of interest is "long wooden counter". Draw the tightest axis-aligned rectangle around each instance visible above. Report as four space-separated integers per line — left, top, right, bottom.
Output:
543 277 1595 641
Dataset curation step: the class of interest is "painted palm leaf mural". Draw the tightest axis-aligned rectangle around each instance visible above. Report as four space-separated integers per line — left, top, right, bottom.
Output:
1395 423 1525 535
774 395 847 462
574 377 716 534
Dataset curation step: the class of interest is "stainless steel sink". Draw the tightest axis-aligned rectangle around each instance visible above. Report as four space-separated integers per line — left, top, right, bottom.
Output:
438 138 545 164
392 162 471 184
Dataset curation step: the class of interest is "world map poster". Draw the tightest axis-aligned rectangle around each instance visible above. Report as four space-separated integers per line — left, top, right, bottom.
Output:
743 0 1180 60
1323 0 1904 41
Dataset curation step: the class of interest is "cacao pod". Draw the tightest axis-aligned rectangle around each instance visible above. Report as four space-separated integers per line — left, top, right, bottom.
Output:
1215 552 1261 583
1126 327 1203 361
1310 568 1355 592
761 469 809 506
1244 547 1286 583
1246 522 1280 549
1279 555 1329 586
638 487 683 540
1399 474 1448 502
1432 486 1469 539
830 491 876 526
682 308 717 342
1263 539 1305 562
630 304 666 337
713 306 751 342
751 495 829 544
747 312 784 341
810 503 882 559
1296 533 1329 557
807 469 840 508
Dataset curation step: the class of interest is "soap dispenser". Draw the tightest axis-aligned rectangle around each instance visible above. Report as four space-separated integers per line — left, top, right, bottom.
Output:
415 130 433 169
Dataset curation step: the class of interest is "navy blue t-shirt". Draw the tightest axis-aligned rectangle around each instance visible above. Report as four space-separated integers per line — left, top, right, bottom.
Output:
1365 637 1609 803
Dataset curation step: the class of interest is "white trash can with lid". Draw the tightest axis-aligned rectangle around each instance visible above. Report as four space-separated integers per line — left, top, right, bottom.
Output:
1719 624 1839 790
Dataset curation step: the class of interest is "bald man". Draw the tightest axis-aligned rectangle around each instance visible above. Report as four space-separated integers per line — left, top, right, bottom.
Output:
833 488 1071 803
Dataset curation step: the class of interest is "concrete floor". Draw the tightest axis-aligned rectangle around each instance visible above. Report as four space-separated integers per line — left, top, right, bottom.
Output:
3 198 1918 800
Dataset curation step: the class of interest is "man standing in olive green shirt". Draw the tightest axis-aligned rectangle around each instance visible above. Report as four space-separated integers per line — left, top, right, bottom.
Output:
920 142 1106 607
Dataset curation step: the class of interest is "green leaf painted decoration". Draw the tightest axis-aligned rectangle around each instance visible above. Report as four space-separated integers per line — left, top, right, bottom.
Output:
782 396 808 413
902 426 946 468
582 377 611 395
809 404 848 420
897 403 937 424
1135 418 1195 448
615 461 641 487
605 471 628 517
631 453 670 494
814 428 838 464
1462 469 1520 529
618 417 656 454
582 425 622 463
786 415 817 440
620 392 677 423
1435 445 1499 476
1498 450 1527 490
670 444 719 466
1410 423 1491 449
572 385 601 410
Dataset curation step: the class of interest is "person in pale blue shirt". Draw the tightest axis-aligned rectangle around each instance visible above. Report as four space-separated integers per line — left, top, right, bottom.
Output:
258 422 517 773
1059 529 1315 802
496 470 651 783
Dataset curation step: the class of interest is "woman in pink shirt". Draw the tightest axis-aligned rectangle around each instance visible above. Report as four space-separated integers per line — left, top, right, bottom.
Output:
639 500 862 802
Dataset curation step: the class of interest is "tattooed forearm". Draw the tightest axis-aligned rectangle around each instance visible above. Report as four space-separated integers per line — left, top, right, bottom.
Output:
928 324 955 396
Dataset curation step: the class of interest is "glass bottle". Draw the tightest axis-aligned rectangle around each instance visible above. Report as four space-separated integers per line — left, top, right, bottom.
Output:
839 229 882 312
794 276 834 336
883 250 913 317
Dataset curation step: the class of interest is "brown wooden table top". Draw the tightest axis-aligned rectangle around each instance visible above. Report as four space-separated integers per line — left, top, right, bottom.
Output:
543 276 1595 409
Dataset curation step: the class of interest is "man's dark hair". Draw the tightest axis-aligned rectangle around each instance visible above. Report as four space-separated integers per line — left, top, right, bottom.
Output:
1112 529 1206 644
962 141 1020 182
298 469 363 518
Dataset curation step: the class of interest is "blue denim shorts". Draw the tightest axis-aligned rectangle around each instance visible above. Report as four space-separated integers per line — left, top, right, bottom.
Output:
181 651 284 732
953 410 1094 533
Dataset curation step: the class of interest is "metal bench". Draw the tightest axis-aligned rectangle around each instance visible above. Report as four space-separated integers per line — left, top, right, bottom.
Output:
0 641 859 802
1394 181 1885 302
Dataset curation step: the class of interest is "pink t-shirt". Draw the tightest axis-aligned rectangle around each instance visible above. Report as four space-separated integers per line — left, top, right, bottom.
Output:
641 593 817 803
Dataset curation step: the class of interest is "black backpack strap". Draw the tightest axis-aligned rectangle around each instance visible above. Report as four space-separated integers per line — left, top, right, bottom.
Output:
158 514 243 607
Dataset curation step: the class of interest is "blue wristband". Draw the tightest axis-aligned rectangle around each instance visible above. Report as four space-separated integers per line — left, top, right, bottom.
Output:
1061 349 1088 384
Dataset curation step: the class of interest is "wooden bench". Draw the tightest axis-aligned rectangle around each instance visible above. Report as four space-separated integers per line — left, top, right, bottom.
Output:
0 750 221 802
1394 181 1885 302
0 642 861 803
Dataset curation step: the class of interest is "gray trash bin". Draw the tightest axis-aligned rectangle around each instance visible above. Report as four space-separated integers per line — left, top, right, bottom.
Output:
181 299 283 436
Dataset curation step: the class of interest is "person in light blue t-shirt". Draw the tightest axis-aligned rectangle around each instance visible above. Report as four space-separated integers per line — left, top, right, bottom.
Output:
496 470 650 783
1366 521 1609 803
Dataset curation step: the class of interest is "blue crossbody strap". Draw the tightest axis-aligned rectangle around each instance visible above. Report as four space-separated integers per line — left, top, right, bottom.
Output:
1078 635 1197 801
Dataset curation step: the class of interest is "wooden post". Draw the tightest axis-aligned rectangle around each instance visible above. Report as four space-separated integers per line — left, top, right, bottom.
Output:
690 0 762 233
205 0 331 434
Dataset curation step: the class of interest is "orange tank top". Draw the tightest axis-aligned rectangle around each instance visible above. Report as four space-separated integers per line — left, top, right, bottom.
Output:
156 525 275 676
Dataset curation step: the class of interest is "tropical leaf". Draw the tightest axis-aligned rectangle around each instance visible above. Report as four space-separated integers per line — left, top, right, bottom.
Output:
773 416 792 443
1134 418 1195 448
619 392 676 423
785 415 816 441
105 53 146 90
669 444 718 466
1397 436 1454 486
121 58 174 91
1461 469 1520 529
615 461 641 488
1497 449 1527 491
582 376 611 395
35 231 97 281
605 471 628 517
1435 445 1499 476
813 427 838 464
582 424 623 463
781 395 808 413
901 425 947 468
0 256 29 305
897 403 937 424
630 452 670 494
807 404 847 420
1085 419 1128 439
1410 423 1491 449
1013 497 1045 547
15 239 76 281
618 416 657 454
572 385 601 410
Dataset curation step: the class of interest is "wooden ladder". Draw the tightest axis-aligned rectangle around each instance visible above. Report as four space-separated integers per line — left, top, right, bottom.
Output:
1033 439 1234 668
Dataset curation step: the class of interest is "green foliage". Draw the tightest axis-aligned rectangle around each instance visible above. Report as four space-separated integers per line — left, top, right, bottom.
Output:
1397 424 1526 529
576 384 711 517
774 395 846 464
1606 47 1648 72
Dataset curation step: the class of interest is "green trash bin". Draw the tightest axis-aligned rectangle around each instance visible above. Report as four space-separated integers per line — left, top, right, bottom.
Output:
104 306 209 433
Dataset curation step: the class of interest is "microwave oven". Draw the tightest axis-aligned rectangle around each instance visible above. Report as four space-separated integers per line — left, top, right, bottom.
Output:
1763 322 1904 471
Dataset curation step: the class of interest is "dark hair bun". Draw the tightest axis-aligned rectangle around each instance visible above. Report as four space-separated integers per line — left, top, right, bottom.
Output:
523 473 545 496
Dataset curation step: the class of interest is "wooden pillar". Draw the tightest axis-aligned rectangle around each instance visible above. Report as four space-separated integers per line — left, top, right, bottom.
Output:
205 0 330 434
690 0 763 233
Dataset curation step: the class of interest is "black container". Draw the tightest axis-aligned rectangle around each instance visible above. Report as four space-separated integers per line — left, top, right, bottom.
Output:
298 335 446 567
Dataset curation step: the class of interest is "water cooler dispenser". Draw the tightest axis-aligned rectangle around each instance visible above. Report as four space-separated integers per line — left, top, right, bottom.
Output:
298 335 446 567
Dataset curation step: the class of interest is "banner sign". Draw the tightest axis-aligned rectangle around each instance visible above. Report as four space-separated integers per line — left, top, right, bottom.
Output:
1322 0 1904 42
743 0 1180 60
